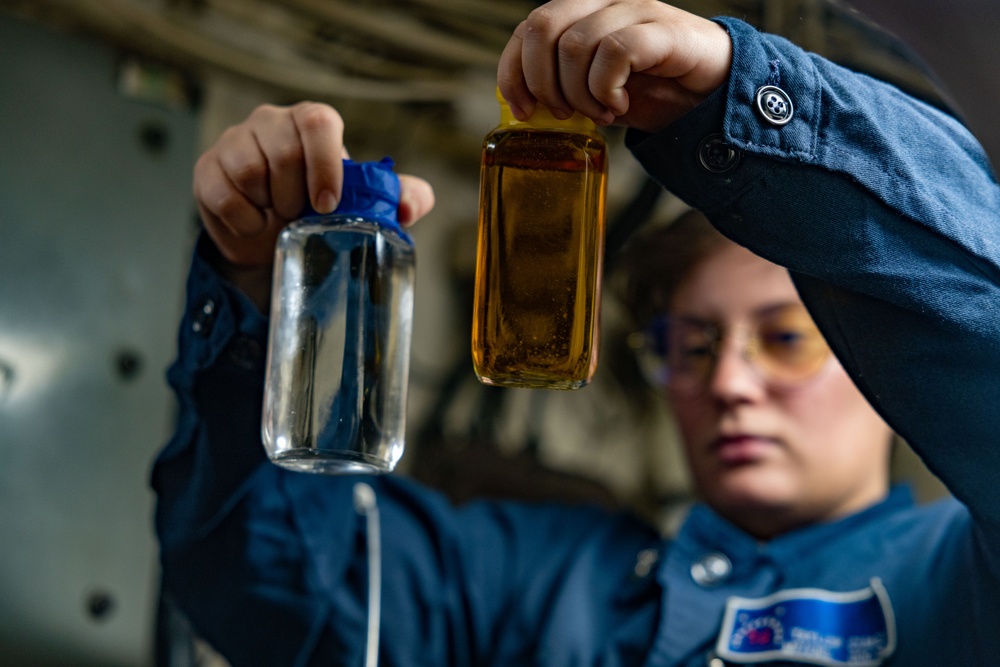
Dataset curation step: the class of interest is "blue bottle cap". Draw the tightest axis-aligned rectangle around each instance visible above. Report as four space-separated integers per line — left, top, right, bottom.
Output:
301 157 404 234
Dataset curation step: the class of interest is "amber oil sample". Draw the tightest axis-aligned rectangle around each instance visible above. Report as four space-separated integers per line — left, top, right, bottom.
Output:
472 92 608 389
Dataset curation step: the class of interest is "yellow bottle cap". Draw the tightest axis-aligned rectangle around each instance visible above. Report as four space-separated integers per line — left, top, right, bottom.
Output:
496 87 597 131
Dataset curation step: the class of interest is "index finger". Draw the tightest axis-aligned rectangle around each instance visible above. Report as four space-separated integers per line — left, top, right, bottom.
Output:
498 0 611 120
497 24 534 120
290 102 347 214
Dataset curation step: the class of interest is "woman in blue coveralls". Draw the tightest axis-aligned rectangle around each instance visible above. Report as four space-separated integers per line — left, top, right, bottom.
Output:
154 0 1000 665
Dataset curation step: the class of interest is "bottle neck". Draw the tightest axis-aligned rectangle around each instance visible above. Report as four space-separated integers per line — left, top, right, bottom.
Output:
298 158 408 239
496 91 597 133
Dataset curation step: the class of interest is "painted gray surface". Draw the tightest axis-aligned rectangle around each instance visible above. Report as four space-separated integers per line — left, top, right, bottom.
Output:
850 0 1000 166
0 11 197 665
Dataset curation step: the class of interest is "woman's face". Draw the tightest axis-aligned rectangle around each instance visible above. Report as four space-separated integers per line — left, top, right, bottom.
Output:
668 241 893 539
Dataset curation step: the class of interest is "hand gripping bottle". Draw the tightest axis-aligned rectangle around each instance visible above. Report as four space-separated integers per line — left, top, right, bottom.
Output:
473 89 608 389
262 158 415 474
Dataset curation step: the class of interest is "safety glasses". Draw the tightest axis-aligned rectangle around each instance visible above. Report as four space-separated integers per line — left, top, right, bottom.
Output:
634 304 833 396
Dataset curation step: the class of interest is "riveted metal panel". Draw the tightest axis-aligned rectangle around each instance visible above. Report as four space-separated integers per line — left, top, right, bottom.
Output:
0 11 198 666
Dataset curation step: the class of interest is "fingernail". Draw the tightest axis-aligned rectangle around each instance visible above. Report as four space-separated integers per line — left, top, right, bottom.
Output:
316 189 338 214
595 109 615 127
397 198 413 225
510 100 534 122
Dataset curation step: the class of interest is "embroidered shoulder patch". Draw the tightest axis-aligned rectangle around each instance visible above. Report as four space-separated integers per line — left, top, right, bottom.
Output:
715 578 896 666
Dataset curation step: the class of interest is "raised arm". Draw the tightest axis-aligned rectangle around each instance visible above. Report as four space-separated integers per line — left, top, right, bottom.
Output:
499 0 1000 523
153 100 658 665
631 18 1000 523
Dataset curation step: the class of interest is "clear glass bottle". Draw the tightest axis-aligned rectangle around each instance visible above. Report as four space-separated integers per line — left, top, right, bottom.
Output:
473 89 608 389
262 158 415 474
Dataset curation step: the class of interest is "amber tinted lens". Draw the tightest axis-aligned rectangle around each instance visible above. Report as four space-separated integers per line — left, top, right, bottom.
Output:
648 307 831 393
754 306 831 382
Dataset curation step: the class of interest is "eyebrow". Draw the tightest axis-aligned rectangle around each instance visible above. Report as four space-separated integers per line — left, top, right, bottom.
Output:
669 301 805 326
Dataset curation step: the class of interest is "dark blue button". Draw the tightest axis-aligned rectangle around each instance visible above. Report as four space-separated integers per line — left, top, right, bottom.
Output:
227 334 263 370
698 134 742 173
691 551 732 586
755 85 794 126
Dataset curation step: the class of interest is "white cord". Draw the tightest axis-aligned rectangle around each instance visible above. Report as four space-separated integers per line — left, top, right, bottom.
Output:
353 482 381 667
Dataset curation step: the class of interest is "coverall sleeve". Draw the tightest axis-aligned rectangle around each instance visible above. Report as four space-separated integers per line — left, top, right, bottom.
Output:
151 237 658 666
628 18 1000 540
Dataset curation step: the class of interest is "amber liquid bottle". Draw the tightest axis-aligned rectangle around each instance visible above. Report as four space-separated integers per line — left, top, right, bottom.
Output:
473 91 608 389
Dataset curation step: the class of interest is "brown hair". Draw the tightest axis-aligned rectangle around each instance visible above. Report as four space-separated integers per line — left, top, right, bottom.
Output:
615 209 731 327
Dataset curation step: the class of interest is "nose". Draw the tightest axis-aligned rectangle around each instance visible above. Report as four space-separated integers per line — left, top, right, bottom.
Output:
706 336 766 404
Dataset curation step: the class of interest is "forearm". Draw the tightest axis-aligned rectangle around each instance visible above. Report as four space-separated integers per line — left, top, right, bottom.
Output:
151 250 656 663
153 246 500 664
152 237 362 662
153 234 272 535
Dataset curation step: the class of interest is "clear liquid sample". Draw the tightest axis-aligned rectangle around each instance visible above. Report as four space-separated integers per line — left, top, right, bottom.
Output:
262 219 415 473
473 128 607 389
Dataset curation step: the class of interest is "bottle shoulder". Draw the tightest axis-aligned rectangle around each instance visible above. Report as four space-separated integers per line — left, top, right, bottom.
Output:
485 126 606 148
282 217 415 249
482 128 608 173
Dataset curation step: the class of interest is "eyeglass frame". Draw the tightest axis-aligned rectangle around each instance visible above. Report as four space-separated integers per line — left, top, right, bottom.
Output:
630 303 835 396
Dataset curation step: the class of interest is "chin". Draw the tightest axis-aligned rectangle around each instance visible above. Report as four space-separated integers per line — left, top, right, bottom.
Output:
709 492 806 540
702 471 799 517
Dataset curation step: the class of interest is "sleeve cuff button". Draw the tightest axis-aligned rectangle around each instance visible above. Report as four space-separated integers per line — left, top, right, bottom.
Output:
698 134 742 173
755 85 794 126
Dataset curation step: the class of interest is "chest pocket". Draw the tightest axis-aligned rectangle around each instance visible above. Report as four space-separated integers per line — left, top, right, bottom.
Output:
712 578 895 666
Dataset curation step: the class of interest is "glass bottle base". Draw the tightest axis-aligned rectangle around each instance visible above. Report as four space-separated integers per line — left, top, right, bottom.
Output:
268 448 395 475
475 370 591 390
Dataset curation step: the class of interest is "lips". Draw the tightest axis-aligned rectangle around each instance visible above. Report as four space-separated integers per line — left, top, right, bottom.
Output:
712 434 780 465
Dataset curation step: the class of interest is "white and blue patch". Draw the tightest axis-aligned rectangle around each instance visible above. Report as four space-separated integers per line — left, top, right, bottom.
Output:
715 578 896 666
